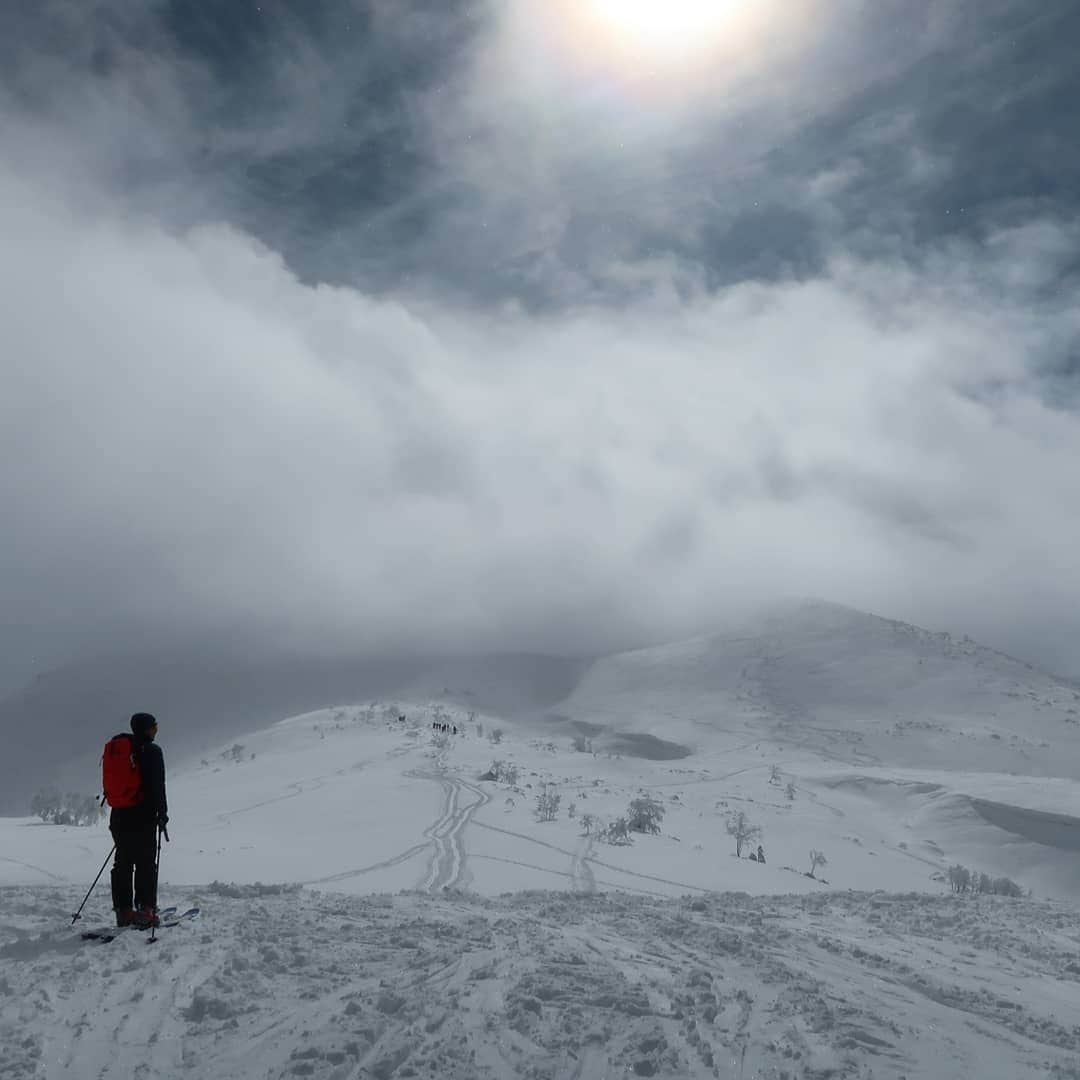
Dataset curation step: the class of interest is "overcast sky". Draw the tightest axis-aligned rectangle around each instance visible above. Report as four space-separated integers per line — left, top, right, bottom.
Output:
2 0 1079 693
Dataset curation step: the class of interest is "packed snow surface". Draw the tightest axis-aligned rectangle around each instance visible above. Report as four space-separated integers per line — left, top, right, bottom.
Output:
3 886 1080 1080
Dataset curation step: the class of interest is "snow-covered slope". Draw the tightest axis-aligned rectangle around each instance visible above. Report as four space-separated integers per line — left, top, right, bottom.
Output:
3 692 1078 902
554 600 1080 772
3 603 1080 1079
2 886 1079 1080
0 649 586 814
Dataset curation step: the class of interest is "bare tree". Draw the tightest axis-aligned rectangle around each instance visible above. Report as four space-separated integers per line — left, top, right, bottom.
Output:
485 760 519 786
808 850 828 879
725 810 761 857
599 817 632 845
992 876 1024 897
535 786 561 822
947 864 971 893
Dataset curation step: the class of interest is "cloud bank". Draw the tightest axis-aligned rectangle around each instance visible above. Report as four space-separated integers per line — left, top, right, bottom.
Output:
4 164 1080 682
2 1 1080 690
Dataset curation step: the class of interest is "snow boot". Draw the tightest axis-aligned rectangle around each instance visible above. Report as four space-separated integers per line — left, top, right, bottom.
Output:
132 905 160 930
115 907 137 928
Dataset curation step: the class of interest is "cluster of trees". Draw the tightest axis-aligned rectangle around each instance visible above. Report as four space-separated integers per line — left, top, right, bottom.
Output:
947 864 1024 897
482 760 519 786
531 790 666 845
580 796 666 842
31 791 106 826
535 786 561 822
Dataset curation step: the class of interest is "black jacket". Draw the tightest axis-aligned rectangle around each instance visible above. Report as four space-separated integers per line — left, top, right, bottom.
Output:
110 736 168 830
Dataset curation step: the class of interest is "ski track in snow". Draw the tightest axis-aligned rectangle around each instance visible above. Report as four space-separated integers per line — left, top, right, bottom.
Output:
0 855 68 883
414 770 491 893
570 837 596 894
3 887 1080 1080
303 763 491 891
474 820 709 897
214 766 360 823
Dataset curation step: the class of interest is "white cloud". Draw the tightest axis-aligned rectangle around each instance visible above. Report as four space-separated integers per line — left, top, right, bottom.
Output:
4 160 1080 678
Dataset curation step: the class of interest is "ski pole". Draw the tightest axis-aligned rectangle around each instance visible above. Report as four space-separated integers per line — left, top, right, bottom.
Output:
149 827 163 944
72 844 116 925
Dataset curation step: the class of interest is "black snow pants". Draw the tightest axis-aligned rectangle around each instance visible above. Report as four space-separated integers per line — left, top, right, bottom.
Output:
110 822 158 911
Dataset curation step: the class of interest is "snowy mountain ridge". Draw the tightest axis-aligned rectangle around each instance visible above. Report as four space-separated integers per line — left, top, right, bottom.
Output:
556 599 1080 780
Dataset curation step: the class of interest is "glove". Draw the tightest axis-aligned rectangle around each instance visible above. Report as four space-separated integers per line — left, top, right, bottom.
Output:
157 812 169 828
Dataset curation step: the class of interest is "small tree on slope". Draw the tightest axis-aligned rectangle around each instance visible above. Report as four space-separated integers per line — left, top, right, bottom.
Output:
725 810 761 857
599 817 632 845
535 786 561 822
627 797 664 835
808 849 828 879
948 864 972 893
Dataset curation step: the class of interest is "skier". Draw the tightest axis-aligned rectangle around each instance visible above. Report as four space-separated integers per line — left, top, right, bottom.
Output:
756 844 766 865
108 712 168 928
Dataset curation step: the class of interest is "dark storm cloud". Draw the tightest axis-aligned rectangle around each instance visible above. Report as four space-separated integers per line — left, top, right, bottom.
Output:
6 0 1079 304
2 0 1080 698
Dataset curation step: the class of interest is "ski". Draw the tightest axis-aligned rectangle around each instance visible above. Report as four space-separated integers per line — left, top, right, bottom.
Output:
162 906 200 927
80 907 198 942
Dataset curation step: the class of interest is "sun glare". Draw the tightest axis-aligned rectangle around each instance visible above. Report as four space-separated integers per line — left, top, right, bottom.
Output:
585 0 748 52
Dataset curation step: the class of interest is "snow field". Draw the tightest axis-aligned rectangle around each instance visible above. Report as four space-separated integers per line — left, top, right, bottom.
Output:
0 646 1079 1080
2 885 1079 1080
3 698 1078 902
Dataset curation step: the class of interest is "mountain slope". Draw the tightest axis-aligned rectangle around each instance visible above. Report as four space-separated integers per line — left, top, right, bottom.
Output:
555 600 1080 777
0 648 585 814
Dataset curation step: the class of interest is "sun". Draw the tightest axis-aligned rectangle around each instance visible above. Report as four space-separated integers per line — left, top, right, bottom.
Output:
584 0 748 53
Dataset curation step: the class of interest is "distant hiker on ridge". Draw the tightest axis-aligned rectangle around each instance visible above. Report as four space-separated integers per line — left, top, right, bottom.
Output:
102 712 169 929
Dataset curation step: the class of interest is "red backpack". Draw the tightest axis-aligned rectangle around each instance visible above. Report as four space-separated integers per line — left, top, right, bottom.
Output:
102 733 144 808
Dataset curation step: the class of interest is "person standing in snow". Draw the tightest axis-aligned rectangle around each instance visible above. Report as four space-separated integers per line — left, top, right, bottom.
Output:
110 712 168 928
756 844 766 865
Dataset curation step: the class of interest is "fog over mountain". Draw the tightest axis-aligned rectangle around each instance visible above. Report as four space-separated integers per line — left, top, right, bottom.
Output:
2 0 1080 701
4 10 1080 1078
4 600 1078 814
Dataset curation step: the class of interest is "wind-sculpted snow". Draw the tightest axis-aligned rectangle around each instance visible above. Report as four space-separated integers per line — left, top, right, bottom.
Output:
1 886 1079 1079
